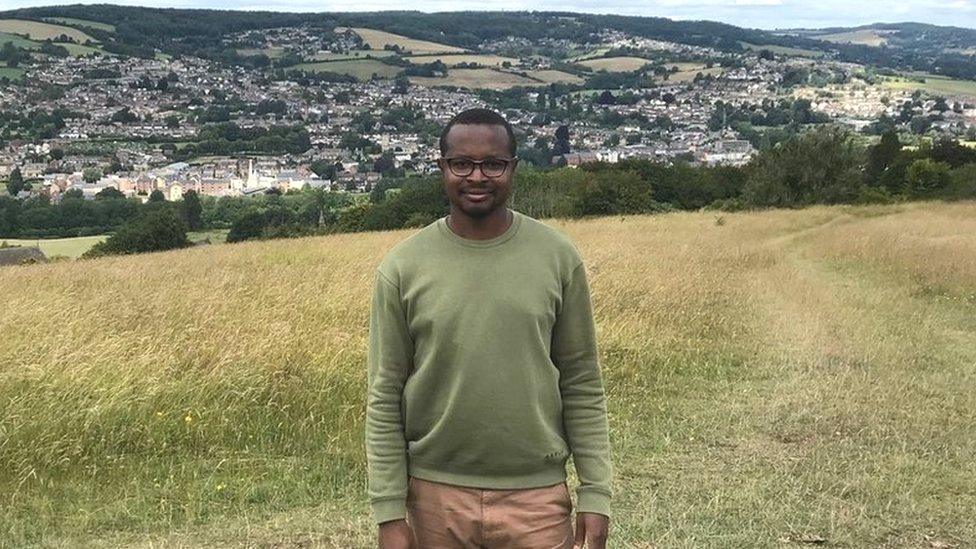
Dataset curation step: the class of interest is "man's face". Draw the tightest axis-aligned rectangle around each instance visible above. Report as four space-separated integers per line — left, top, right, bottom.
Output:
438 123 517 219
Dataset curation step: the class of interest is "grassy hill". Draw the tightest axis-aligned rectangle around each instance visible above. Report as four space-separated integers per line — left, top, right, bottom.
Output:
0 18 95 43
1 202 974 547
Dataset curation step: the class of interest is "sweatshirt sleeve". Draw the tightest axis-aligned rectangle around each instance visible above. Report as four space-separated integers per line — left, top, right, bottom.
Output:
551 261 613 518
365 269 414 524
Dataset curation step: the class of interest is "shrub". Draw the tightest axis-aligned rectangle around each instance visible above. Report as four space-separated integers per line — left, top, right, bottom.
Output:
82 209 191 258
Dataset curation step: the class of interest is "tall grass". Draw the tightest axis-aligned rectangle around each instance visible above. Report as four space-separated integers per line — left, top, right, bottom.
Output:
1 201 974 547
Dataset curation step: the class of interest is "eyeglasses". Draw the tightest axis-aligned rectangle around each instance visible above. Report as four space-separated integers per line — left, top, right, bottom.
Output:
440 156 518 178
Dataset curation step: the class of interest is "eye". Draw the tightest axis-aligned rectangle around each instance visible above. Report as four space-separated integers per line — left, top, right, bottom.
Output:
450 158 473 170
483 159 507 174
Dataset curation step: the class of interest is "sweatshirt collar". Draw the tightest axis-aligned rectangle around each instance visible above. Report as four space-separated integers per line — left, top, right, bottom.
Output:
437 209 523 248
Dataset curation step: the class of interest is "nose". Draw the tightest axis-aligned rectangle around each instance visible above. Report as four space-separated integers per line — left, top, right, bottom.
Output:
465 165 489 183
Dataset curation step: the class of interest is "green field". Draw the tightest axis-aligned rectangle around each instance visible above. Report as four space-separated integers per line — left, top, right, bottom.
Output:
310 49 394 61
740 41 826 58
2 236 108 258
43 17 116 33
1 201 974 546
882 73 976 98
666 63 724 83
0 30 40 49
291 59 401 80
406 53 518 67
0 65 25 81
0 18 96 43
565 47 611 62
236 46 285 58
60 42 106 57
1 231 227 259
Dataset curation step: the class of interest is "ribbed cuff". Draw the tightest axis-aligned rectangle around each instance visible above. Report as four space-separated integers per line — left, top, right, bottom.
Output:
372 498 407 524
577 489 611 518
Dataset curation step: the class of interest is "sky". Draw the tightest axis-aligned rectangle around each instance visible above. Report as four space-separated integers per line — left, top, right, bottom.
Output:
2 0 975 30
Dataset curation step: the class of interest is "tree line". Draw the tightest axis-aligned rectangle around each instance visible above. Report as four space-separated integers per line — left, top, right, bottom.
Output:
2 126 975 257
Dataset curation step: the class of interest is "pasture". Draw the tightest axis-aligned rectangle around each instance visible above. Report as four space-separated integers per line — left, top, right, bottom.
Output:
1 201 974 547
290 59 402 80
0 30 39 49
0 230 226 259
739 41 826 59
43 17 116 33
409 67 540 90
405 53 518 67
881 73 976 98
0 18 96 44
815 29 891 47
334 27 464 55
236 47 286 59
0 65 25 81
310 49 395 61
578 56 652 72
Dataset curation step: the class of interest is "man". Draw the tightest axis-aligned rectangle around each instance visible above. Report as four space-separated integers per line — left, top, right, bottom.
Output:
366 107 613 548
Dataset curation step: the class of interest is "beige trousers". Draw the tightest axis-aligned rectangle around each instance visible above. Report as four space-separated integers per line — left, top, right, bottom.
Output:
406 475 575 549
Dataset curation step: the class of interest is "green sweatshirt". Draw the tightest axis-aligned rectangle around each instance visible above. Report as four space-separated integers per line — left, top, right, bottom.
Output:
365 208 613 525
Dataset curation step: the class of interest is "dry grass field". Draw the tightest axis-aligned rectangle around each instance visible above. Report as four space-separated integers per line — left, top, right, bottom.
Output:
1 201 974 547
0 18 96 43
409 68 539 90
815 29 891 47
578 56 653 72
335 27 464 55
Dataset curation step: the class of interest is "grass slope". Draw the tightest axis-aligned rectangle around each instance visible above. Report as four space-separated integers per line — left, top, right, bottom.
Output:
1 201 974 547
335 26 464 55
0 18 95 43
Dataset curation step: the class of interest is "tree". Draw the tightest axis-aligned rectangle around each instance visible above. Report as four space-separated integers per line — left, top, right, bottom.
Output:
148 189 166 202
63 187 83 199
553 125 571 156
393 75 410 94
95 186 125 200
226 209 266 243
82 209 191 258
374 151 397 174
180 190 203 230
595 90 616 105
905 159 952 198
865 130 902 184
743 126 864 207
83 167 102 184
6 167 24 196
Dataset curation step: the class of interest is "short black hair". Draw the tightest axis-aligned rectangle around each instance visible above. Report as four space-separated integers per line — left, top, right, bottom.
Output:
439 108 517 157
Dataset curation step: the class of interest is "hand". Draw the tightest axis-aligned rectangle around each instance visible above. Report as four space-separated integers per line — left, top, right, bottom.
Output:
378 519 414 549
573 512 610 548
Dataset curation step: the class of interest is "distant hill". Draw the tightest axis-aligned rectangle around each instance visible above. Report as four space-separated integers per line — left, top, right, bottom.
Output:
0 5 974 79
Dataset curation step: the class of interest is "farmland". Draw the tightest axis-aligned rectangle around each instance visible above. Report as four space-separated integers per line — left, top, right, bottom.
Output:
290 59 402 80
577 56 652 72
881 73 976 98
405 53 518 67
408 67 581 90
335 26 465 54
43 17 116 33
0 18 95 43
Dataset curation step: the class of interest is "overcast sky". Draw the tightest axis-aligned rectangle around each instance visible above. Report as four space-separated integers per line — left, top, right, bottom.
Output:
3 0 975 30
